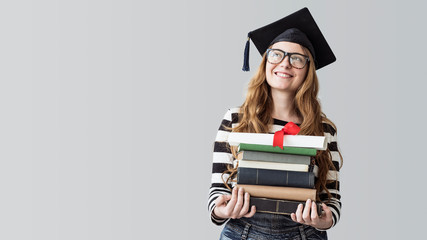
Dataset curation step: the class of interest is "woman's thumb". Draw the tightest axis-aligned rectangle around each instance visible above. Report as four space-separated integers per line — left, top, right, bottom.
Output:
216 194 232 205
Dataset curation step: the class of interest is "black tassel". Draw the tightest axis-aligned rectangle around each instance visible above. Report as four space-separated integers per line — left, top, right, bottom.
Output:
242 34 250 71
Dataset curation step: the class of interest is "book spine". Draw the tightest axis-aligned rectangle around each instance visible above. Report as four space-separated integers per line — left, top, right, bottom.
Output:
250 197 322 216
236 184 316 201
239 143 317 156
238 160 309 172
237 167 315 188
240 150 312 164
228 132 326 150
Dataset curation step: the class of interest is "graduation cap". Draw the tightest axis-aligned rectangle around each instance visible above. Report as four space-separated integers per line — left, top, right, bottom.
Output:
242 7 336 71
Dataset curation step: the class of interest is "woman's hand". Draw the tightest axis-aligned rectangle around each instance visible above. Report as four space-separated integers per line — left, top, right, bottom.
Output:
290 199 333 230
213 186 256 219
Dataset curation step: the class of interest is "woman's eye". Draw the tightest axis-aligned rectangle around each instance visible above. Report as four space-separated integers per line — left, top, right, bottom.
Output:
291 56 303 62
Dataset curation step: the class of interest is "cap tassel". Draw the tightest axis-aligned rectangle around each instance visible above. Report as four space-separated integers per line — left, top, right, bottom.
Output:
242 35 250 71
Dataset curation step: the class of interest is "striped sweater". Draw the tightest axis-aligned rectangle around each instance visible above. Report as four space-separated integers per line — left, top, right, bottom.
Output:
208 107 342 229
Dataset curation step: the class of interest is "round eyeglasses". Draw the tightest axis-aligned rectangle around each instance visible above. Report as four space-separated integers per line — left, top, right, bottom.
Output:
266 49 310 69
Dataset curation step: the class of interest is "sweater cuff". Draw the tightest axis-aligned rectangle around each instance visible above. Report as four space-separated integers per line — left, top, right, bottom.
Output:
210 206 229 226
314 216 335 231
314 207 337 231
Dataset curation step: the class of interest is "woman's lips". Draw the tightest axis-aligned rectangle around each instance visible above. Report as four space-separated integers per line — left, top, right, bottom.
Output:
274 72 293 78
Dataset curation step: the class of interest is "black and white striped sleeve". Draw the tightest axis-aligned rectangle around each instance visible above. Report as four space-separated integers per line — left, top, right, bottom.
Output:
317 123 342 230
208 108 239 225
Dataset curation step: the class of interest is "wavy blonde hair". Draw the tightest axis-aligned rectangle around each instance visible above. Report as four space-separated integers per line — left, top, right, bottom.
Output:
223 45 343 202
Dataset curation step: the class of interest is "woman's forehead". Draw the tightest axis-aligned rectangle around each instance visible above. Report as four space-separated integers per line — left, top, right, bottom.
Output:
271 41 305 53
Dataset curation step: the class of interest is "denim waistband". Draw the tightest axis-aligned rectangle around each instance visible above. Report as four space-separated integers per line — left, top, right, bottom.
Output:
227 212 313 235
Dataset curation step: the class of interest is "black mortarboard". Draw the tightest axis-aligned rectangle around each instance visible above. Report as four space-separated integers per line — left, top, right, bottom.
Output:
242 7 336 71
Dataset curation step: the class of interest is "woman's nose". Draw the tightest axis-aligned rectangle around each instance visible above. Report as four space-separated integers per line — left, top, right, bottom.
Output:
279 56 292 68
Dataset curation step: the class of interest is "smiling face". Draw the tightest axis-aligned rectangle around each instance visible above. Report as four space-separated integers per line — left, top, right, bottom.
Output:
265 41 309 94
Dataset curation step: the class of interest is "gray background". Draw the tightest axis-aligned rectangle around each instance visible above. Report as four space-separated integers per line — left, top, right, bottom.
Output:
0 0 426 239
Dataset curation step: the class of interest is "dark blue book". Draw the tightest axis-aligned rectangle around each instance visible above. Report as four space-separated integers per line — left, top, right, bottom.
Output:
237 167 315 188
250 197 322 216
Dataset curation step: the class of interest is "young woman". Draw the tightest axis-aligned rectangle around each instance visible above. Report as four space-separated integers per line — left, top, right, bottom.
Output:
208 8 343 240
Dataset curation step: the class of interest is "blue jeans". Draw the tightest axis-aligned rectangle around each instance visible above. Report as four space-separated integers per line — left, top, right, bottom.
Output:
219 213 327 240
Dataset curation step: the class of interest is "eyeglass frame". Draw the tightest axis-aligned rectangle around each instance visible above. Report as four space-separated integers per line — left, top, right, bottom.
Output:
266 48 310 69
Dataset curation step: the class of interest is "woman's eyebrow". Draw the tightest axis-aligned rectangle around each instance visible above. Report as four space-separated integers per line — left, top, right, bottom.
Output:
275 49 305 55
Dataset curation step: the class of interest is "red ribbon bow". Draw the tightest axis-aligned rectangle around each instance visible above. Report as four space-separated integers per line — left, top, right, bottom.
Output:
273 122 300 150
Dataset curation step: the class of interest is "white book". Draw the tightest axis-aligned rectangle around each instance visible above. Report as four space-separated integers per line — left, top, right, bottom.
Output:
238 160 309 172
228 132 327 150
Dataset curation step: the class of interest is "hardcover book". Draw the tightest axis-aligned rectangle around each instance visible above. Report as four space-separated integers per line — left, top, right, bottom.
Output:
238 143 317 156
236 184 316 201
238 150 312 165
237 167 315 188
250 197 322 216
238 160 309 172
228 132 327 150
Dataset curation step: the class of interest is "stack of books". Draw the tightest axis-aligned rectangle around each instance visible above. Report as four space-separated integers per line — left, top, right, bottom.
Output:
228 132 327 215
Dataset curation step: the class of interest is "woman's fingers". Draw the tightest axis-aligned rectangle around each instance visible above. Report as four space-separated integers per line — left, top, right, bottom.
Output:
302 199 312 223
292 201 334 229
243 205 256 218
290 213 296 221
310 201 319 225
239 192 251 216
231 187 245 218
214 187 258 219
226 187 239 214
295 203 304 223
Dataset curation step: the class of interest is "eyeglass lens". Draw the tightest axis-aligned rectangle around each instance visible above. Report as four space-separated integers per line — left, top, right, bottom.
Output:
267 49 308 69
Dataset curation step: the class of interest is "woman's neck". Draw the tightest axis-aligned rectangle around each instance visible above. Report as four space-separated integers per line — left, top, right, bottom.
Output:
270 89 301 123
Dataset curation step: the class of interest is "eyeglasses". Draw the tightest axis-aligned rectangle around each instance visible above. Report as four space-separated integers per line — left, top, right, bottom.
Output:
266 49 310 69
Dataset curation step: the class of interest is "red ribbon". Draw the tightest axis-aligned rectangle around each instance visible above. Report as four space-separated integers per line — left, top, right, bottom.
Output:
273 122 300 149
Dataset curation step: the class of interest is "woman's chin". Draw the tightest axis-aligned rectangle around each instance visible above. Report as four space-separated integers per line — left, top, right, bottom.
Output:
270 86 295 92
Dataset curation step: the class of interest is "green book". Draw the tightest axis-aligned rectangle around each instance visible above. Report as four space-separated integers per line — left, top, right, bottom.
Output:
238 143 317 156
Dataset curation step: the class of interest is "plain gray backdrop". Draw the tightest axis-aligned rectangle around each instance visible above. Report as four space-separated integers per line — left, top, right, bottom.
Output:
0 0 426 239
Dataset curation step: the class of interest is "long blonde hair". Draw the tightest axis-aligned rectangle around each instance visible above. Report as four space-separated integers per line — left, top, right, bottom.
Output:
223 45 343 202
